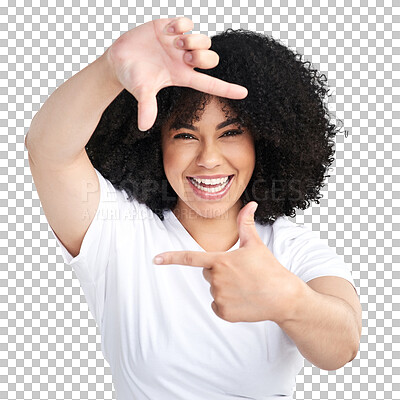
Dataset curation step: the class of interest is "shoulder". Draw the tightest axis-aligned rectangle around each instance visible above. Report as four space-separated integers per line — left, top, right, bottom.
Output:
271 216 317 241
255 216 329 267
95 168 152 220
256 216 317 247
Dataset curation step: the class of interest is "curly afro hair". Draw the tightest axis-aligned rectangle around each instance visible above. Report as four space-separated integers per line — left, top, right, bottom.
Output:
85 28 341 225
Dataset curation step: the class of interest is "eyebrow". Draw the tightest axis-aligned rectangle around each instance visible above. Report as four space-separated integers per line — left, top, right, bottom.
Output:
169 117 241 132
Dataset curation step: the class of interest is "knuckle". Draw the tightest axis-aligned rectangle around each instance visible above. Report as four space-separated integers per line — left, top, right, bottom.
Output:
212 278 220 292
215 254 229 269
209 285 214 297
206 76 218 92
183 253 193 265
217 304 230 321
183 35 194 47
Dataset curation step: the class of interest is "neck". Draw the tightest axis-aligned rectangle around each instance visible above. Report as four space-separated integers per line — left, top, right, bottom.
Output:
172 200 242 252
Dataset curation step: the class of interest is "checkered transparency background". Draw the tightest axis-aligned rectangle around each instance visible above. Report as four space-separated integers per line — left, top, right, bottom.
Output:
1 0 399 399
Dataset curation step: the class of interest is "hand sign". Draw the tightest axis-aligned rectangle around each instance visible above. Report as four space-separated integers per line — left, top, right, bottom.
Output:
106 17 248 131
153 202 299 323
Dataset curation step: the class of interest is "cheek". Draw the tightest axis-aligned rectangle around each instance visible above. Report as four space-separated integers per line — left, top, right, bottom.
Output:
244 139 256 169
227 141 256 169
162 146 191 178
162 157 176 185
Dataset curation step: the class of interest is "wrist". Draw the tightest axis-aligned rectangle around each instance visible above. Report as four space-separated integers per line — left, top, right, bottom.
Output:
101 47 124 92
273 270 310 326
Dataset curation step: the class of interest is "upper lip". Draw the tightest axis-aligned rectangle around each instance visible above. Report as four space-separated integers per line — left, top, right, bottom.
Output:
188 175 233 179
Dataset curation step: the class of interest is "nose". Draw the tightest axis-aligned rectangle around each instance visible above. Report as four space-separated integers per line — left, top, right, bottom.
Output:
196 141 223 169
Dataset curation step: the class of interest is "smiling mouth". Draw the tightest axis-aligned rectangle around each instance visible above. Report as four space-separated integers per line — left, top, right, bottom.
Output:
187 175 234 196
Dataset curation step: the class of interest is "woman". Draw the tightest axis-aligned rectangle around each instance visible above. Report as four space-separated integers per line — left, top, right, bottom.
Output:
25 17 362 400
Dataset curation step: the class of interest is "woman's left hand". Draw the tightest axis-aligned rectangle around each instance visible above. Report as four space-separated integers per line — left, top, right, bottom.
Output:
153 202 301 323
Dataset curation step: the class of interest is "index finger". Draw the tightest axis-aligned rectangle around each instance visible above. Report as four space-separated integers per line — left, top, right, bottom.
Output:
153 250 217 268
186 70 248 99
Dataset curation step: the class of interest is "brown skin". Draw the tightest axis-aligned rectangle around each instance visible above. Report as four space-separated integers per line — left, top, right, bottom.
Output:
161 96 255 252
154 204 362 371
107 17 248 131
157 99 361 370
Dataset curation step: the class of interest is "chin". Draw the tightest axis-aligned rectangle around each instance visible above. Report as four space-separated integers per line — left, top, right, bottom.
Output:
191 203 231 220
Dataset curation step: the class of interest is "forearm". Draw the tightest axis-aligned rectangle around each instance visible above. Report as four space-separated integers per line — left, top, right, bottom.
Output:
277 277 361 371
25 48 123 165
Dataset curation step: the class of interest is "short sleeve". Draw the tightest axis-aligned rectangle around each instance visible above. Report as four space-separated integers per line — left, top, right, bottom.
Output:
48 168 118 331
287 226 356 292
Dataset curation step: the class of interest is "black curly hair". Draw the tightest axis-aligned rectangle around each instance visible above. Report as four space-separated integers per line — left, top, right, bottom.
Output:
85 28 341 225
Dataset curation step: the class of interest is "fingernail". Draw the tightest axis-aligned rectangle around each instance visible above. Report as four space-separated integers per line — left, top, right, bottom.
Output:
153 256 164 264
176 39 184 48
185 52 193 62
164 22 175 34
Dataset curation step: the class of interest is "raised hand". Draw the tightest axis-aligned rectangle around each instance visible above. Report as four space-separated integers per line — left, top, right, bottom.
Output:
105 17 248 131
152 202 301 324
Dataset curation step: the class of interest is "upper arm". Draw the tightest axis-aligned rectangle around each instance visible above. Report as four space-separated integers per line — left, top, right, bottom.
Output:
307 276 362 338
27 146 100 258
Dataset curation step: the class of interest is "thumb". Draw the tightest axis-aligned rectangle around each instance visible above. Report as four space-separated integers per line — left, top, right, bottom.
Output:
238 201 259 248
135 88 158 131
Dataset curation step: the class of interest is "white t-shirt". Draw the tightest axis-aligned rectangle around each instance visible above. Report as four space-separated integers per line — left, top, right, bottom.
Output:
50 168 356 400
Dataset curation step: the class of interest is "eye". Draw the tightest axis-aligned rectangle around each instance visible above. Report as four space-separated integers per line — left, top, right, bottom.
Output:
174 129 243 140
221 129 243 137
174 133 195 140
173 130 243 140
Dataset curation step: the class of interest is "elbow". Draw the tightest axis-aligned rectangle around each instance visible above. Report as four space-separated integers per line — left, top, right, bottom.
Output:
343 307 362 367
318 341 360 372
342 336 361 369
25 130 36 157
349 316 362 363
348 339 360 364
24 131 30 150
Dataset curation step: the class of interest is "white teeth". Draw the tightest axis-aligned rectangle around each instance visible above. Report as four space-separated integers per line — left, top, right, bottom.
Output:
189 177 231 193
191 176 229 185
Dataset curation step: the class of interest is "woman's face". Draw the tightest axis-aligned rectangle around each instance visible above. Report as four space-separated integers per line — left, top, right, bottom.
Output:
161 96 255 219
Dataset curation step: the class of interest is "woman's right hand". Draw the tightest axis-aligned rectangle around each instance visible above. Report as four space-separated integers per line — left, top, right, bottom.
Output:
105 17 248 131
